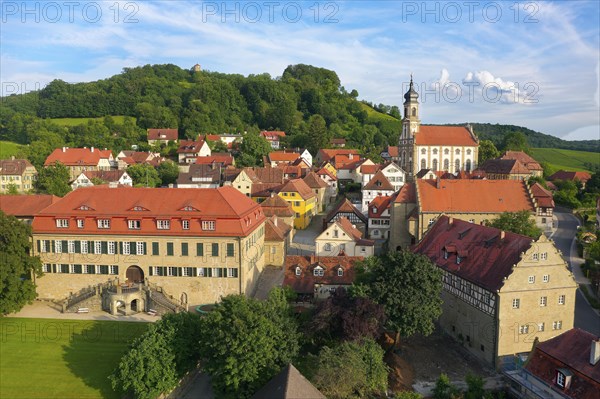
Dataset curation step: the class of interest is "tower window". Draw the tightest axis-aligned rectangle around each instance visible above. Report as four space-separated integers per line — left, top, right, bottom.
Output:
411 107 416 116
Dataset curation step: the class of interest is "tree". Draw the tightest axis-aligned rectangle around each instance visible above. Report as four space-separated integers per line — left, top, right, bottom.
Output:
310 288 386 344
156 160 180 186
0 212 43 314
464 374 485 399
198 289 299 398
501 131 529 153
35 161 72 196
210 140 229 153
239 132 271 167
306 114 330 154
312 338 388 399
354 251 443 346
478 140 500 164
432 374 460 399
127 163 161 187
486 211 542 238
395 392 423 399
6 183 19 194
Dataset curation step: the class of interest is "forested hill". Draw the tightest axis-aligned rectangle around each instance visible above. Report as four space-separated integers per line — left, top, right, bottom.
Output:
1 64 597 164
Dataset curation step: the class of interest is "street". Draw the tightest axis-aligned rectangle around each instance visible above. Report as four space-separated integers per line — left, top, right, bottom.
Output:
552 208 600 335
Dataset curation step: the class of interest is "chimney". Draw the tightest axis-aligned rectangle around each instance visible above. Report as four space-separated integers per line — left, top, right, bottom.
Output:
449 217 453 225
310 254 315 264
591 340 600 365
436 177 441 189
91 146 95 153
10 155 15 160
273 216 278 226
62 146 67 152
500 231 505 240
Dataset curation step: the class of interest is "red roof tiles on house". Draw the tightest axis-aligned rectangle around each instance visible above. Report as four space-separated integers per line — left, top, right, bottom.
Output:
195 154 234 166
325 198 368 224
264 216 292 242
549 170 593 183
268 151 300 162
336 217 374 246
45 147 107 167
417 179 535 213
0 194 60 217
415 126 478 146
412 215 533 291
479 159 531 175
303 172 327 189
368 195 392 218
386 146 399 157
318 149 360 163
0 158 34 175
260 194 295 218
394 183 416 203
360 164 381 174
530 183 555 209
283 255 363 294
32 186 264 237
147 129 178 141
177 139 206 154
316 168 337 181
363 170 394 191
260 131 286 139
279 179 316 200
500 151 543 172
82 170 128 183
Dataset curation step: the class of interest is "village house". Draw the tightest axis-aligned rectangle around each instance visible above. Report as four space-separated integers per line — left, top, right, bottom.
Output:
31 186 267 311
530 182 555 231
45 147 115 180
323 198 368 235
315 217 374 257
260 194 296 232
260 130 286 149
278 179 317 229
303 171 328 213
195 153 235 167
71 170 133 190
315 148 360 166
500 151 544 177
413 216 577 367
549 170 593 190
0 194 59 224
331 138 346 148
368 195 393 241
381 145 400 163
177 138 211 163
264 216 292 268
0 157 37 193
477 158 533 181
361 170 395 213
175 164 222 188
147 128 178 146
116 151 162 170
283 255 363 300
316 167 338 204
266 151 300 167
505 328 600 399
202 134 242 149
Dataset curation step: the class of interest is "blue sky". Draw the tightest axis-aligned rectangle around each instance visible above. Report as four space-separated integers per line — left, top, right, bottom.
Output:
2 1 599 140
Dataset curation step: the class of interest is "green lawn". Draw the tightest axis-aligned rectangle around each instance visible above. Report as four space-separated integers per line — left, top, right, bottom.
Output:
47 115 133 127
0 318 148 399
360 103 400 122
0 140 23 159
530 148 599 172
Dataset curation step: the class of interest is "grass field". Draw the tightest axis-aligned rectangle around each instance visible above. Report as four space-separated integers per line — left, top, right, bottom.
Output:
0 318 148 399
47 115 133 127
360 103 400 122
0 140 23 159
530 148 599 172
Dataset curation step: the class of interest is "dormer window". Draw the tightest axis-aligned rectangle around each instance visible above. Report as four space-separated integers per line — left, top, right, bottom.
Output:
97 219 110 229
372 207 378 213
132 206 146 211
338 268 343 277
295 266 301 276
128 220 141 230
456 255 461 264
444 250 449 259
556 369 572 389
202 221 216 231
181 206 197 212
56 219 69 228
157 220 170 230
313 266 324 277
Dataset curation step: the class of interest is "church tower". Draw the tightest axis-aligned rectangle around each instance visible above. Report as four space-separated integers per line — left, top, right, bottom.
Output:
399 75 420 177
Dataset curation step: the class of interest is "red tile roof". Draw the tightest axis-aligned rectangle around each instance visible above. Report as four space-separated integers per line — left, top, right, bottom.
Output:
260 194 295 218
260 131 286 139
333 155 362 170
336 217 374 246
500 151 543 172
360 164 381 174
283 255 363 294
386 146 399 157
45 148 107 167
324 198 368 224
264 216 292 242
363 170 394 191
195 154 234 166
331 138 346 145
303 172 327 189
530 183 555 209
177 140 206 154
253 167 284 184
32 186 264 237
417 179 535 213
318 149 360 163
147 128 178 141
0 159 34 175
479 159 531 175
0 194 60 217
525 328 600 399
549 170 592 183
394 183 416 203
279 179 316 200
316 168 337 181
368 195 392 218
415 126 478 146
268 151 300 162
412 215 533 291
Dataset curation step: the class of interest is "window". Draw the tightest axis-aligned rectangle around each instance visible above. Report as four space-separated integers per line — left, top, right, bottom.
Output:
136 242 145 255
443 159 449 171
42 264 51 273
55 240 63 253
97 219 110 229
227 268 238 278
541 252 547 260
295 266 301 276
428 219 435 226
196 243 204 256
556 371 565 388
167 267 176 276
212 243 219 257
167 242 174 256
553 321 562 330
182 267 190 277
313 267 324 277
66 240 74 254
109 265 118 275
519 325 529 334
181 243 188 256
532 253 539 261
540 296 547 307
333 230 339 238
444 149 449 155
77 219 84 228
122 242 131 255
202 221 215 231
538 322 545 332
226 243 234 257
543 274 549 283
152 242 159 256
56 219 69 228
128 220 141 230
512 298 520 309
558 295 565 305
421 148 426 155
528 276 535 284
456 255 461 264
182 220 190 230
40 240 48 253
157 220 170 230
83 264 94 274
108 241 116 255
324 243 332 251
337 268 343 277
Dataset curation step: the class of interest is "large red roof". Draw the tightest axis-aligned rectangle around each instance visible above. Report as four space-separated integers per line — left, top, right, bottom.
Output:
0 195 60 217
549 170 592 183
303 172 327 189
45 148 107 167
0 159 34 175
394 183 416 203
147 129 178 141
417 179 535 213
32 186 264 237
279 179 316 200
268 151 300 162
530 183 555 209
283 255 363 294
412 215 533 291
195 154 234 166
415 126 478 146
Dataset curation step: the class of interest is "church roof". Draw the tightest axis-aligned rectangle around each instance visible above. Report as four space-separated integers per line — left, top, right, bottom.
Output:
415 126 478 146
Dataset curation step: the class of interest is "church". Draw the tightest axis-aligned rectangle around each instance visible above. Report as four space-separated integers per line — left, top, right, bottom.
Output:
398 76 479 178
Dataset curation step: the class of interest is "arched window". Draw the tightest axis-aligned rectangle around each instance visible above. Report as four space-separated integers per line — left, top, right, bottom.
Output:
433 149 438 155
466 159 472 172
421 148 426 155
412 107 416 116
443 159 449 171
455 159 461 173
444 149 449 155
455 149 460 155
421 159 426 170
432 159 438 171
467 149 472 155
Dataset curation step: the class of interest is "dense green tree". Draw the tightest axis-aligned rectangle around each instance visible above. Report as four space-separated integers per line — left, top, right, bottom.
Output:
238 132 271 167
312 338 388 399
354 251 443 346
464 374 485 399
478 139 500 163
6 183 19 194
0 212 43 314
432 374 460 399
35 161 72 196
584 172 600 194
127 163 161 187
135 102 178 130
306 114 330 154
486 211 542 238
501 131 529 153
156 160 180 186
394 392 423 399
198 289 299 398
210 140 229 153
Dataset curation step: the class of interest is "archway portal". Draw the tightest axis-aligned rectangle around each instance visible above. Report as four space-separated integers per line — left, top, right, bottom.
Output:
126 266 144 283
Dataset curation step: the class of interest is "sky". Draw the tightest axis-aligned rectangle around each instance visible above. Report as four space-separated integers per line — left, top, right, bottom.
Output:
1 0 599 141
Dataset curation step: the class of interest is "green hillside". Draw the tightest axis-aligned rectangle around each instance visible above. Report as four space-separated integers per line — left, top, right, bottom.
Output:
530 148 599 172
0 140 23 159
48 115 132 127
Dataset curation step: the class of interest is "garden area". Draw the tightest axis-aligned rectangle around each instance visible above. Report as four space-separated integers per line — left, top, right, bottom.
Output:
0 318 148 399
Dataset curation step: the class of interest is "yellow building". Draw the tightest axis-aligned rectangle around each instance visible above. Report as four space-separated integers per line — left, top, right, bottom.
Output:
264 216 292 268
413 216 577 367
278 179 317 229
31 186 266 313
0 158 37 193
